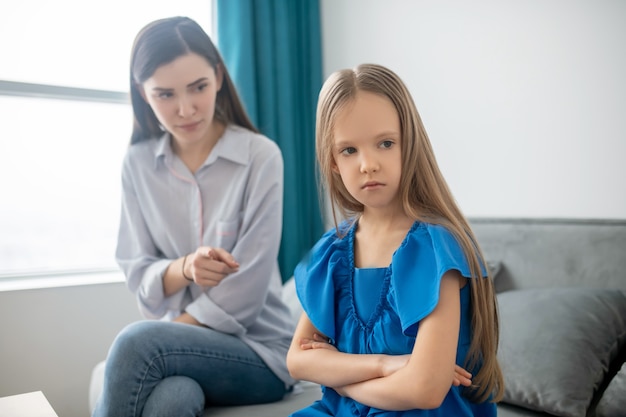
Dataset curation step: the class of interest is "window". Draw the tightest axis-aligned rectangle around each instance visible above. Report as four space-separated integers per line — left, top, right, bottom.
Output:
0 1 213 278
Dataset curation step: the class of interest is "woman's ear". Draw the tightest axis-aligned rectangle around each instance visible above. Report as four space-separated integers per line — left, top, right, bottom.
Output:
135 82 148 102
215 63 225 91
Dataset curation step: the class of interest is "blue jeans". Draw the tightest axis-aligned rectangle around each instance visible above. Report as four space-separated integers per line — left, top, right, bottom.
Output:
92 320 287 417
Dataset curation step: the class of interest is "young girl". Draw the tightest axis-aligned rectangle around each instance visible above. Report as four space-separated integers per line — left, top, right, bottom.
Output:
286 63 504 416
92 17 295 417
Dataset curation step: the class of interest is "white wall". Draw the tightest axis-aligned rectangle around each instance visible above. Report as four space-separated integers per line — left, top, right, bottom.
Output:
320 0 626 219
0 279 141 417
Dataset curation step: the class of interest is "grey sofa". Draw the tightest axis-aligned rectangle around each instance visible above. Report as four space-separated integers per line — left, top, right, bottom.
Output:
470 218 626 417
90 218 626 417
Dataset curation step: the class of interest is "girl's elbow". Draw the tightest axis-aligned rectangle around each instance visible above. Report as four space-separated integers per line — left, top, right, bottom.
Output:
419 393 446 410
404 393 446 410
285 349 304 380
405 381 450 409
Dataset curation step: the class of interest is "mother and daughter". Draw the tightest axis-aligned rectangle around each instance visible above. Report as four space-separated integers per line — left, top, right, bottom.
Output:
94 15 502 417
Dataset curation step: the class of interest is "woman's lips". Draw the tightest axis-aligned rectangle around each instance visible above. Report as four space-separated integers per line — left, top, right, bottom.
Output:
178 121 201 132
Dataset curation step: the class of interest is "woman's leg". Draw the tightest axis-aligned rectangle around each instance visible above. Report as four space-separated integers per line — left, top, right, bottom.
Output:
142 376 204 417
92 320 286 417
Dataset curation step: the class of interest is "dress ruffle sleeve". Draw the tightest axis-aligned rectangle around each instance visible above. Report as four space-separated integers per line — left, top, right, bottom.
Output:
391 223 486 336
294 223 352 342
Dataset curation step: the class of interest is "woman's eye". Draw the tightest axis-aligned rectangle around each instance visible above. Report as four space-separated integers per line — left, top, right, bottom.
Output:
196 83 208 92
156 92 173 99
340 147 357 155
380 140 394 149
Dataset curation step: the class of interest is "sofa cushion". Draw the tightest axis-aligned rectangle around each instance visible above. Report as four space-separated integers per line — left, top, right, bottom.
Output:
487 260 502 281
595 361 626 417
282 276 303 324
497 288 626 417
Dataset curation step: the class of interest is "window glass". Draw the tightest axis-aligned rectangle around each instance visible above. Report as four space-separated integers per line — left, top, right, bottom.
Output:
0 96 129 274
0 1 212 91
0 1 212 277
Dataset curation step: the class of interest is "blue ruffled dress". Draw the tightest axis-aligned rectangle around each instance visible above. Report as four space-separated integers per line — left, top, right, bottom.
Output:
290 220 495 417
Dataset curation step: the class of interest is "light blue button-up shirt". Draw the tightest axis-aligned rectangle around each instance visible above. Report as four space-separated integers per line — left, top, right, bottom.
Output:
116 124 295 386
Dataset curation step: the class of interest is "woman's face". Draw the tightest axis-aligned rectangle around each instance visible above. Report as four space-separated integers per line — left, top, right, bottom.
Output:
140 53 223 145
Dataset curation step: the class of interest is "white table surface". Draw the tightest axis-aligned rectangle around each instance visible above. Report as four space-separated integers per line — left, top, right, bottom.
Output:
0 391 58 417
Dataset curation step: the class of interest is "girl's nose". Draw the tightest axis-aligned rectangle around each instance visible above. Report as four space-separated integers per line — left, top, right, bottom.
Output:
360 152 379 173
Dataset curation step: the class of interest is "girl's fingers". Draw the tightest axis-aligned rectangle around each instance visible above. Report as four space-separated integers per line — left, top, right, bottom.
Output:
455 364 472 378
313 333 331 343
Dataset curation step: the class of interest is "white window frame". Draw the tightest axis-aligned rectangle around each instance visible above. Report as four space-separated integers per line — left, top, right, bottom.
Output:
0 1 214 286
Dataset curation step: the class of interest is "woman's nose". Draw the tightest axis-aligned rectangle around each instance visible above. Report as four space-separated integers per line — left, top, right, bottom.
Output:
177 96 196 118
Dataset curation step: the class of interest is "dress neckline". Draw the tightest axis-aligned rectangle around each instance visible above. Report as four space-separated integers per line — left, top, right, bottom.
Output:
346 221 419 329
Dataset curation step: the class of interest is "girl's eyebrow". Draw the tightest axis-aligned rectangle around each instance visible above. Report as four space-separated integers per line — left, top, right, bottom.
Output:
334 130 399 146
151 77 209 92
374 130 400 138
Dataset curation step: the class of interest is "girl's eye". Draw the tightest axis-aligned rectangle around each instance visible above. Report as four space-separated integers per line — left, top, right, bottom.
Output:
340 147 357 156
380 140 394 149
195 83 208 92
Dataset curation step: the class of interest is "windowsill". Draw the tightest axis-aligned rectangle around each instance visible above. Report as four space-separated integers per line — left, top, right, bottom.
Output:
0 271 125 292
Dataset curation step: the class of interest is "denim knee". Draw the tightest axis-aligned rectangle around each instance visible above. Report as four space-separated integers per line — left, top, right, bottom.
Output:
110 321 159 354
142 376 205 417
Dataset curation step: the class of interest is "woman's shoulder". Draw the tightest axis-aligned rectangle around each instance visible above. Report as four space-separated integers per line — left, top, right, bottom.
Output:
123 135 163 167
225 125 282 157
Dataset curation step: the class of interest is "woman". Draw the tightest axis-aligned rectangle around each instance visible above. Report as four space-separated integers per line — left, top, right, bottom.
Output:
93 16 294 417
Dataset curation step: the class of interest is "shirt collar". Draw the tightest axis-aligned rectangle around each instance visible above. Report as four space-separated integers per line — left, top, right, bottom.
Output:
152 125 250 168
154 132 172 164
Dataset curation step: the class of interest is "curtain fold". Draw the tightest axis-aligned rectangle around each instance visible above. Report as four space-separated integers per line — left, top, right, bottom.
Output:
216 0 324 281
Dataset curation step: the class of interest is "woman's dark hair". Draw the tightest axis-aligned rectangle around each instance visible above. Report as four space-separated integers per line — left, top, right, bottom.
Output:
129 16 257 144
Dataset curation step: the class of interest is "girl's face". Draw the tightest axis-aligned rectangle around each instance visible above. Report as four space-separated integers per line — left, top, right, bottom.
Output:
331 91 403 213
140 53 223 145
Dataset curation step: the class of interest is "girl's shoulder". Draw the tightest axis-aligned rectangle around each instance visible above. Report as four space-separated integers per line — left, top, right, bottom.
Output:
294 220 354 288
398 221 464 264
293 221 354 339
391 222 473 333
299 220 353 265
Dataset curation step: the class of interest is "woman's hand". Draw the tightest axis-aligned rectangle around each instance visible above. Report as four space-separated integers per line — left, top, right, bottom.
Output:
173 312 204 326
185 246 239 287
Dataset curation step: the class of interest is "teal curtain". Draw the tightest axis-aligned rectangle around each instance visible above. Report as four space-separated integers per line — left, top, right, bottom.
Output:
216 0 324 281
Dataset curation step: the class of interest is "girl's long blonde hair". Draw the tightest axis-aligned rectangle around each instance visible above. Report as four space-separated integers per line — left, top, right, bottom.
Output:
316 63 504 402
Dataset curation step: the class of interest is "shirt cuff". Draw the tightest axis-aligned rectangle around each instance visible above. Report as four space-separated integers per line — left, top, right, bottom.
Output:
137 259 185 319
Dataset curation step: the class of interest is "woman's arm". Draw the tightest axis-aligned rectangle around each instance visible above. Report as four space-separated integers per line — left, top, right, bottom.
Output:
335 270 464 410
116 155 186 319
163 247 239 297
183 143 286 333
